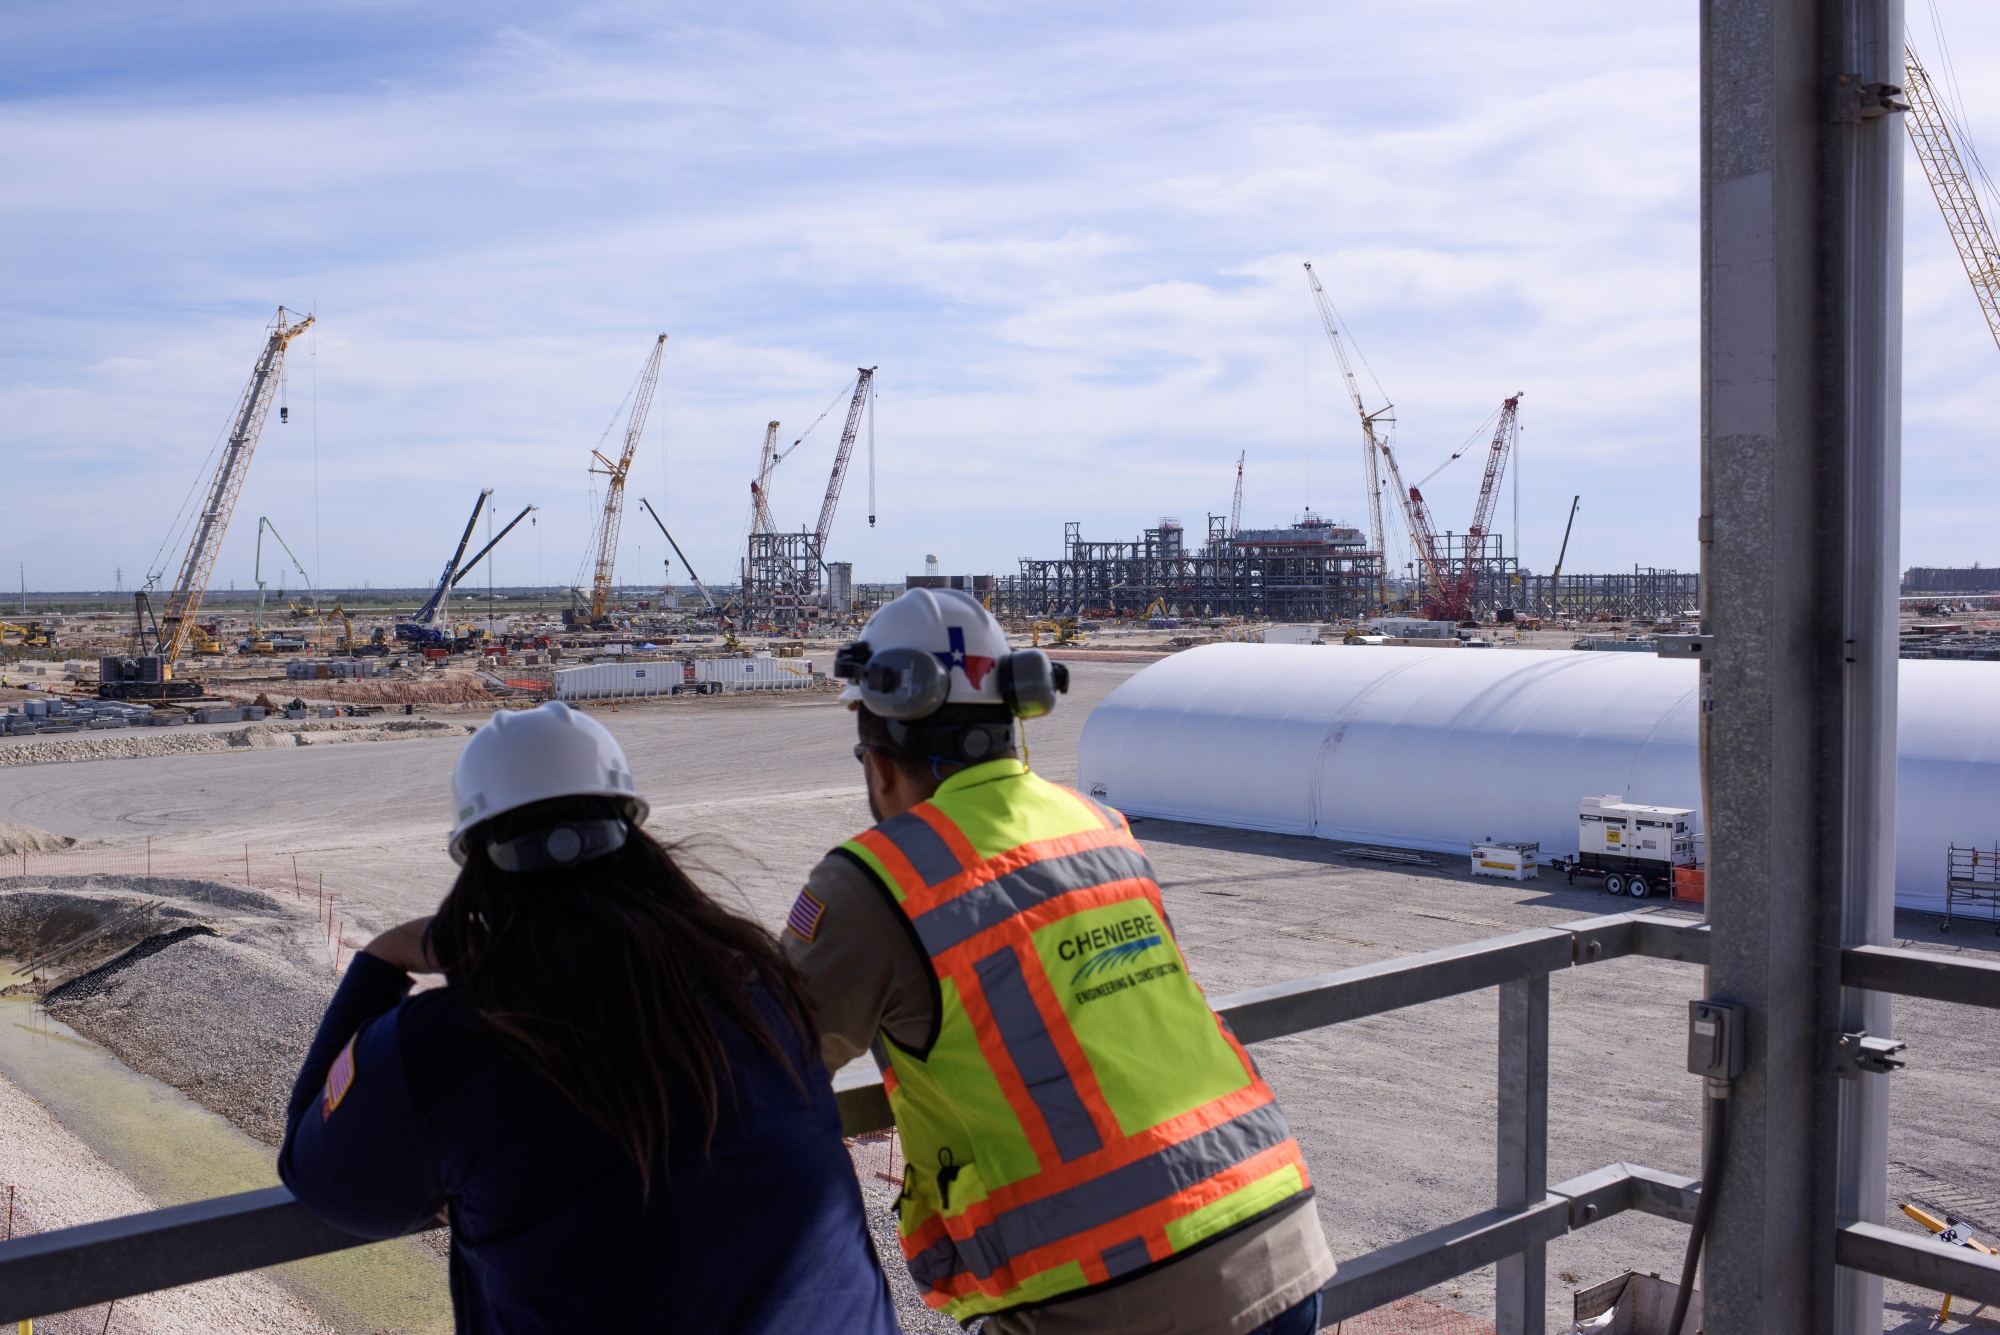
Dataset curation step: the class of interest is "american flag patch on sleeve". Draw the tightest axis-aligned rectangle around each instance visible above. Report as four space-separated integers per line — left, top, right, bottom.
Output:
785 889 827 943
322 1038 357 1121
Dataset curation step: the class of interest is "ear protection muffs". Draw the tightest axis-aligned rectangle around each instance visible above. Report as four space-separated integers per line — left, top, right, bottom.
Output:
996 650 1069 720
842 644 950 720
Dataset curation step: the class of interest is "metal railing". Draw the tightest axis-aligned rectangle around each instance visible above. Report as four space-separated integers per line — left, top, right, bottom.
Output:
1 910 1996 1329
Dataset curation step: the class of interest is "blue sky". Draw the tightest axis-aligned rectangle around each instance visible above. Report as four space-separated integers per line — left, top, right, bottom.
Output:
5 1 1998 594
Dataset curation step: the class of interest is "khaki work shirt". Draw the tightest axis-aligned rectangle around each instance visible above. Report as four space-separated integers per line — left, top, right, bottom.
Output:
783 836 1336 1335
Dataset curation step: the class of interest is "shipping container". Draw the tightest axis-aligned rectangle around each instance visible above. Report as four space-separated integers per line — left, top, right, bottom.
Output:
552 661 688 701
692 655 815 691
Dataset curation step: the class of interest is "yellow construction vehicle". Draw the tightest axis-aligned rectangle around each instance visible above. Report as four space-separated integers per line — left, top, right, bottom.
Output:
1030 618 1084 647
331 604 389 656
0 622 54 649
190 623 228 655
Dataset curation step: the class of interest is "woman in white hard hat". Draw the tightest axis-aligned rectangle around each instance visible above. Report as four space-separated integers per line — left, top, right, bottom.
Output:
278 701 895 1334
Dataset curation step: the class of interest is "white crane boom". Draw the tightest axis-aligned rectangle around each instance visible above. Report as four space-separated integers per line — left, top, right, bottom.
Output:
1303 264 1407 609
749 420 781 536
813 369 876 552
1905 42 2000 354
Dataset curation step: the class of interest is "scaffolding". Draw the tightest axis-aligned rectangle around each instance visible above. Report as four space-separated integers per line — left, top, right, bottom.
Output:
993 513 1383 621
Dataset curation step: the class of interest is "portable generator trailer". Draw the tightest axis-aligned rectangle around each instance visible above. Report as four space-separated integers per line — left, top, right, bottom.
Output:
1549 794 1698 898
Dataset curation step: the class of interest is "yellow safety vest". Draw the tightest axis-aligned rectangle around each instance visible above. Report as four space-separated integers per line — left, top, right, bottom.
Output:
838 759 1313 1320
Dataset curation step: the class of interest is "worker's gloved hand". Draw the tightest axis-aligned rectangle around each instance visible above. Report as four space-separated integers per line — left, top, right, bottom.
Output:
364 917 440 974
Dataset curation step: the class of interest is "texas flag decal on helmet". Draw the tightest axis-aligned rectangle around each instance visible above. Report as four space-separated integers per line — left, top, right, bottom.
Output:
935 626 996 690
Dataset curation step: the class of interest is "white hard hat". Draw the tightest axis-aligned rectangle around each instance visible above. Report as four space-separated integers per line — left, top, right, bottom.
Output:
833 588 1068 723
448 701 648 862
838 588 1011 710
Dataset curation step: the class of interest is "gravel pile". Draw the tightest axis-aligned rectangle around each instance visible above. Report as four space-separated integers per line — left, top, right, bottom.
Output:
2 877 336 1146
0 718 474 768
48 928 335 1145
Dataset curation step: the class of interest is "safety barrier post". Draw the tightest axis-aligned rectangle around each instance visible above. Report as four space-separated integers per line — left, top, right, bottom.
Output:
1495 973 1550 1334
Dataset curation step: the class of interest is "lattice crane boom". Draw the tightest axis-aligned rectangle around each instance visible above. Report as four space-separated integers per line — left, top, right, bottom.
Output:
155 307 313 670
1229 452 1245 536
813 369 875 552
749 420 780 536
1905 43 2000 354
587 333 668 623
1423 393 1522 622
1304 263 1395 609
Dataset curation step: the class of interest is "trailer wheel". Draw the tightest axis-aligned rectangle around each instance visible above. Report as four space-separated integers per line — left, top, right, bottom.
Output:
1603 873 1625 896
1626 875 1649 898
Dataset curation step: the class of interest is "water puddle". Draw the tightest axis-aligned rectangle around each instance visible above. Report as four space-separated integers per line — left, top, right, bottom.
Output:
0 962 451 1334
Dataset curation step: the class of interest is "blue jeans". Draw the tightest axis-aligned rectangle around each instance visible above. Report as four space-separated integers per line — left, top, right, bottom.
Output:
1245 1292 1321 1335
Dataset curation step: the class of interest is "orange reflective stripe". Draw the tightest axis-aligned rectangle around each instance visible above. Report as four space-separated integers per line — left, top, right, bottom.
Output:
897 822 1135 918
930 1076 1282 1228
851 825 936 902
918 1138 1309 1306
929 874 1164 970
904 1102 1309 1298
953 954 1071 1168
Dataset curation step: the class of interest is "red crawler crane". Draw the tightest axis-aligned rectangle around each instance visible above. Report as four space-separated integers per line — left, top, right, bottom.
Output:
1407 393 1521 622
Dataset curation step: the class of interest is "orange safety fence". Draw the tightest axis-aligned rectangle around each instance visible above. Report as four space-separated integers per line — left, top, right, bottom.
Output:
845 1127 904 1187
2 840 361 973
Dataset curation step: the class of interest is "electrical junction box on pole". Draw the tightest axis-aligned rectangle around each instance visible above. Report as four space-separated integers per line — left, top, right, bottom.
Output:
1470 841 1539 880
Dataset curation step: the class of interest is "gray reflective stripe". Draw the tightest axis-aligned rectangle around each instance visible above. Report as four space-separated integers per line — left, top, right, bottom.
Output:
974 946 1104 1163
1078 792 1123 830
1099 1237 1151 1278
877 811 966 889
910 844 1155 956
906 1101 1294 1288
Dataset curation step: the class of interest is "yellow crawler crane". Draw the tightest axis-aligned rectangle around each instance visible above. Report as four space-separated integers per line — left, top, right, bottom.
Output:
121 308 313 698
583 334 668 627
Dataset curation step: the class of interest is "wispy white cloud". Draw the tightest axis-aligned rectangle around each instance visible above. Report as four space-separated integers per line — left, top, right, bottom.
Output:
2 0 1996 592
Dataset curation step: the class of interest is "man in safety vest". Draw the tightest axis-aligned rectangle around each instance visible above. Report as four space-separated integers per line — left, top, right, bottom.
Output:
784 589 1335 1335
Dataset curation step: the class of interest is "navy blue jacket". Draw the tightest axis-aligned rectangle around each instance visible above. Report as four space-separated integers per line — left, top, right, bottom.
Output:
280 951 895 1334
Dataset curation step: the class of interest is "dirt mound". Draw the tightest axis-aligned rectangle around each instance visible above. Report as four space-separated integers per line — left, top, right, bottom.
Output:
0 823 75 856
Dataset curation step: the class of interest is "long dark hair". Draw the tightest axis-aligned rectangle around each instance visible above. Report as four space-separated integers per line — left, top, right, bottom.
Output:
428 797 815 1186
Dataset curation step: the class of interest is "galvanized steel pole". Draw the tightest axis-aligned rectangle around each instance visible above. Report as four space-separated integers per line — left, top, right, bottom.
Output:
1699 0 1901 1330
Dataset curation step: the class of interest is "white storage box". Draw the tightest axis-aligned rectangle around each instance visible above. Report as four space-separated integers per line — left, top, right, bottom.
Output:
552 662 685 701
692 655 815 691
1471 842 1539 880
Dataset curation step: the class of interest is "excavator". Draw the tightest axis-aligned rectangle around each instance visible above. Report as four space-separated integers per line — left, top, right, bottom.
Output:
332 604 389 656
0 622 55 650
1030 618 1085 647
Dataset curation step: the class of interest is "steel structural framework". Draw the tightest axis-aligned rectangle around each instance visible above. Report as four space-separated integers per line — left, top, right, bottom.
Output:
994 517 1383 621
2 913 1995 1329
742 529 824 631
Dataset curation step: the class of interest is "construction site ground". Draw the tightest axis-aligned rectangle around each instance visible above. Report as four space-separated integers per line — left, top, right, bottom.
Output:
0 660 1992 1333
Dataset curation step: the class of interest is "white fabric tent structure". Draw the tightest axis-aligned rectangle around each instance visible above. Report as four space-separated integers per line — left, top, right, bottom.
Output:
1076 644 2000 913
